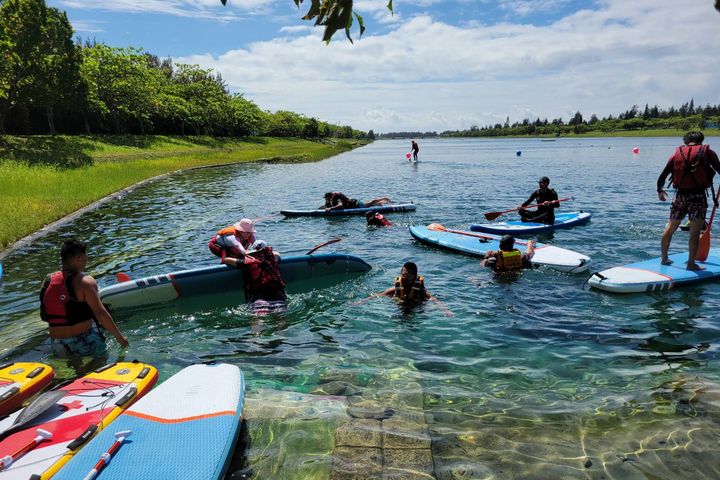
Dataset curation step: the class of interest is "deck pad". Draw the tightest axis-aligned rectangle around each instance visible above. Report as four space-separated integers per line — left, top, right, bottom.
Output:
470 211 591 235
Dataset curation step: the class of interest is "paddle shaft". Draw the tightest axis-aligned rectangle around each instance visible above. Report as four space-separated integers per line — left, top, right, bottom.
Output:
306 238 341 255
0 429 52 470
82 431 131 480
429 224 531 246
485 197 573 220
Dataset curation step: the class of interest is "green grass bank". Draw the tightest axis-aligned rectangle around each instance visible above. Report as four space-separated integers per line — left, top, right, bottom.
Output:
0 135 369 251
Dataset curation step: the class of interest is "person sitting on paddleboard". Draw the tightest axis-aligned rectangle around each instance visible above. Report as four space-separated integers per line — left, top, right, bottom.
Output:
323 192 392 211
40 239 129 358
411 140 419 161
366 211 392 227
375 262 452 316
208 218 256 259
657 131 720 270
481 235 536 272
519 177 560 224
223 240 287 313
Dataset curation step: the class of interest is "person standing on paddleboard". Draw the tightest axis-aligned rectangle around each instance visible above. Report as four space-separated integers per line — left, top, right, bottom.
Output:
410 140 419 162
657 131 720 270
40 239 129 358
518 176 560 224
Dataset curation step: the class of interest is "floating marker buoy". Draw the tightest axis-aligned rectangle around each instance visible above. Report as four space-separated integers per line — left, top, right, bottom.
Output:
632 146 640 154
405 152 411 159
516 151 522 157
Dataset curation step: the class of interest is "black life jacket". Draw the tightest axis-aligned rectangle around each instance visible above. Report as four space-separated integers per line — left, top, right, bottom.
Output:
241 247 286 301
39 271 95 326
671 144 712 190
394 275 426 302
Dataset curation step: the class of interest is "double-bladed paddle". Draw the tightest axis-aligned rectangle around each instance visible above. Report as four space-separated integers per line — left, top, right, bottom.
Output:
484 197 573 221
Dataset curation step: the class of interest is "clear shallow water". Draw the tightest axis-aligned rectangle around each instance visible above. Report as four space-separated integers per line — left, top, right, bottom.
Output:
2 137 720 479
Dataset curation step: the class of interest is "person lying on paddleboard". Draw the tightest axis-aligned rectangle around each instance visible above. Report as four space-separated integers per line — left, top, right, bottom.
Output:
518 176 560 224
40 239 129 358
480 235 536 272
323 192 392 211
377 262 452 316
366 211 392 227
657 131 720 270
223 240 287 313
208 218 256 259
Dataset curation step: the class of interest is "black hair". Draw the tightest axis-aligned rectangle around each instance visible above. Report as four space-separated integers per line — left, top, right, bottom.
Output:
683 131 704 145
402 262 418 276
365 211 375 220
324 192 333 198
539 176 550 184
61 238 87 262
499 235 515 250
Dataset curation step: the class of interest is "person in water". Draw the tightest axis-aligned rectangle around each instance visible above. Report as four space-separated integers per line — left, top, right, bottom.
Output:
377 262 452 316
410 140 419 161
657 131 720 270
323 192 391 211
39 239 129 358
481 235 536 272
223 240 287 313
519 176 559 224
366 211 392 227
208 218 256 259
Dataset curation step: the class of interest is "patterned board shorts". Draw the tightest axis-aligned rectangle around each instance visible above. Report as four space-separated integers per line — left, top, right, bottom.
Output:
51 325 107 358
670 192 708 221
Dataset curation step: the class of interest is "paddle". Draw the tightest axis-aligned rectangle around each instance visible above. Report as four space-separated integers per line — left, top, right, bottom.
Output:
306 238 341 255
427 223 532 246
82 430 132 480
484 197 573 221
696 188 720 261
0 428 52 470
0 390 66 440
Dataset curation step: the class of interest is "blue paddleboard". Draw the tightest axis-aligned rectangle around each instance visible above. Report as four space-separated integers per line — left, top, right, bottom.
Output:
588 249 720 293
470 211 591 235
409 225 591 273
280 203 416 217
53 363 244 480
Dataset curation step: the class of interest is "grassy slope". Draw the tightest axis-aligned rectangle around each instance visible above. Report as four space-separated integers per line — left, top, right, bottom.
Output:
0 135 367 250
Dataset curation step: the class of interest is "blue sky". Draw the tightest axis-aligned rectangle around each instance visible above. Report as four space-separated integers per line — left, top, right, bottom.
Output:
50 0 720 133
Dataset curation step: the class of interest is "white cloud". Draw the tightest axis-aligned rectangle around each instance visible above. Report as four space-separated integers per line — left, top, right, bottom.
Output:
279 25 314 34
176 0 720 132
60 0 278 21
70 19 105 33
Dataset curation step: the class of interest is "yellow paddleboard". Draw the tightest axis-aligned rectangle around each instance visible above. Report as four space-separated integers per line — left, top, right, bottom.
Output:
0 362 54 417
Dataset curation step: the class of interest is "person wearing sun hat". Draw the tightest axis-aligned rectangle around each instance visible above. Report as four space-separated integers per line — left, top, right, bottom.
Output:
208 218 257 259
518 176 560 224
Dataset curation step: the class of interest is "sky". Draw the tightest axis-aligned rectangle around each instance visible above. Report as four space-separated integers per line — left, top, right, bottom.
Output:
50 0 720 133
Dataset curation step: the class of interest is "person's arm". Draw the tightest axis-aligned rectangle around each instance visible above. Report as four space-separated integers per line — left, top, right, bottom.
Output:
522 191 537 208
657 158 674 200
351 287 395 306
524 240 536 260
426 290 453 317
549 190 559 207
225 234 249 256
80 276 129 348
223 256 243 268
707 148 720 176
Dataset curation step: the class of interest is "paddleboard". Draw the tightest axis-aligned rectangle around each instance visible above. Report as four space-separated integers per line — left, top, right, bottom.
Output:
100 253 371 311
280 203 416 217
53 363 244 480
0 363 54 417
588 248 720 293
470 211 591 235
409 225 591 273
0 361 157 479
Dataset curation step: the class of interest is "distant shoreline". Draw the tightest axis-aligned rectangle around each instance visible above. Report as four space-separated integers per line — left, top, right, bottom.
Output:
378 128 720 139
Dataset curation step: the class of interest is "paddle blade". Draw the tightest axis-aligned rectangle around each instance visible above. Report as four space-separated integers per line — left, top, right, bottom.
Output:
427 223 447 232
483 212 502 221
0 390 66 439
696 229 711 262
115 273 132 283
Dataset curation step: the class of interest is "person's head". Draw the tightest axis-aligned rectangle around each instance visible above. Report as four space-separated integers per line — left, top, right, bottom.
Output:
234 218 255 237
400 262 418 283
499 235 515 251
251 239 267 252
324 192 333 200
538 176 550 189
60 238 88 270
683 131 704 145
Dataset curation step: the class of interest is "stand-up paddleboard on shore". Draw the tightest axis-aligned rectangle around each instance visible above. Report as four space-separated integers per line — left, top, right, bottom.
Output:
100 253 371 311
588 249 720 293
409 225 591 273
0 362 157 479
281 203 416 217
0 362 54 417
470 211 592 235
53 363 244 480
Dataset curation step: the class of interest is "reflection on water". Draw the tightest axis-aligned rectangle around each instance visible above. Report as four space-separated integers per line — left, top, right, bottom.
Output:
2 137 720 478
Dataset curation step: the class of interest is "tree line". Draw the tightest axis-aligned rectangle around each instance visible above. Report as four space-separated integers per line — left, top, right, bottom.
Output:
0 0 366 138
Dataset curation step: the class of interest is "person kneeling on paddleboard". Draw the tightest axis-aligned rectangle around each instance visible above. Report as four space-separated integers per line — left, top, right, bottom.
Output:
208 218 256 259
519 177 560 224
223 240 287 313
40 239 129 358
481 235 536 272
323 192 392 211
657 131 720 270
366 211 392 227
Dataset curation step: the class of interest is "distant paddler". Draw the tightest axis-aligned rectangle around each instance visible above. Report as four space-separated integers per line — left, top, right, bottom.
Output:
657 131 720 270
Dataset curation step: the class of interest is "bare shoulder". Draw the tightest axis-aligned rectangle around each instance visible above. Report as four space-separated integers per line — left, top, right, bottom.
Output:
79 273 99 291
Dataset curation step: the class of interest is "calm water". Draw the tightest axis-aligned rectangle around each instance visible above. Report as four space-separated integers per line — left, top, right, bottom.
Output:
2 137 720 479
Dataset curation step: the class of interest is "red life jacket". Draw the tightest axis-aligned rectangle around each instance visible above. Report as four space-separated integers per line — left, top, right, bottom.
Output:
671 144 712 190
242 247 286 301
39 271 95 326
368 213 392 227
